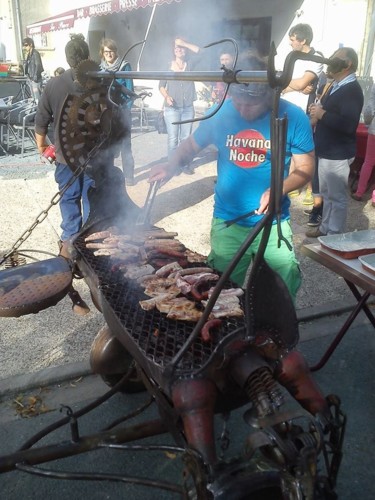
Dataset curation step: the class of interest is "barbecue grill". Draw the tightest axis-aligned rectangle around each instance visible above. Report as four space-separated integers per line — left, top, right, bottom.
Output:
0 48 347 497
75 231 245 375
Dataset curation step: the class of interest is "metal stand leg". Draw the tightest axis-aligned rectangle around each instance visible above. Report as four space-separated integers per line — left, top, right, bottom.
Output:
310 283 374 372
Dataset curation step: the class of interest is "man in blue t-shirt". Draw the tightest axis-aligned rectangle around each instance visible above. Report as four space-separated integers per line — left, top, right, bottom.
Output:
149 56 315 301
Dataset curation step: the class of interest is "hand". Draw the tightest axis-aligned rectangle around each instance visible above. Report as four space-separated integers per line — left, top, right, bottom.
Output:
302 83 314 95
149 162 175 184
309 102 325 121
165 95 174 107
257 189 270 214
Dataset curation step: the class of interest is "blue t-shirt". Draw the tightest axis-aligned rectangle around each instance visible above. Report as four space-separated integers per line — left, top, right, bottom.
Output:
193 98 314 226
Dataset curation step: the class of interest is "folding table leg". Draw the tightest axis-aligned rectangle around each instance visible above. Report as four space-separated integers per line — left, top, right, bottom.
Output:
310 289 373 372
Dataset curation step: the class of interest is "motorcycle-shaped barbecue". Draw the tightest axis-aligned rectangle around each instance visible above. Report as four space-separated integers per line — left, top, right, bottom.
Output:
0 48 345 498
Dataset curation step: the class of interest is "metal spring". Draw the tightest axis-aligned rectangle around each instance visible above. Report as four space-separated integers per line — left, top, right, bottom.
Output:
4 252 27 268
245 366 283 418
261 367 284 408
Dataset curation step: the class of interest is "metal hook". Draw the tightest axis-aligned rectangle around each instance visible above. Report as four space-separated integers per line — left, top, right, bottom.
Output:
173 38 240 126
60 405 80 442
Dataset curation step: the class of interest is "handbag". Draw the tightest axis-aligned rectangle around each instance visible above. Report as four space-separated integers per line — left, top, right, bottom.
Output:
156 110 167 134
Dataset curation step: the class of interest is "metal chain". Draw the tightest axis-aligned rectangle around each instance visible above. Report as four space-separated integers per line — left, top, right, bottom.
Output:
0 138 107 266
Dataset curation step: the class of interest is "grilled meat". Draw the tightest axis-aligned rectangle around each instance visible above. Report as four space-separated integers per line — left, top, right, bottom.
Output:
202 293 244 318
201 319 222 342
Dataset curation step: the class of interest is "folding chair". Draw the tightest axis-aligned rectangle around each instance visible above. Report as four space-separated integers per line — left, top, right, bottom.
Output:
0 95 15 152
3 98 35 151
13 104 37 156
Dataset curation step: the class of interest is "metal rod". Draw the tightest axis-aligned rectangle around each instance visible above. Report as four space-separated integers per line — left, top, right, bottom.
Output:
0 419 167 473
87 69 269 83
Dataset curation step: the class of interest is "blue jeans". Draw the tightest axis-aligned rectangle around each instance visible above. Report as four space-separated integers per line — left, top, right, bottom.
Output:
54 162 94 241
164 105 194 158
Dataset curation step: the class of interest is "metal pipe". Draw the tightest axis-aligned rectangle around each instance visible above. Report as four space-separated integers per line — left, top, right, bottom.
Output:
87 69 269 84
11 0 23 66
0 418 167 473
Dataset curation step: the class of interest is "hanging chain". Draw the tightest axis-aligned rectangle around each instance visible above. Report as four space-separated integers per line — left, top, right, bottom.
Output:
0 138 107 267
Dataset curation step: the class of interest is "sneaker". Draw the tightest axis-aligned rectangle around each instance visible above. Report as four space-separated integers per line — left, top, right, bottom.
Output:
307 206 323 227
302 189 314 205
305 227 326 238
289 190 300 198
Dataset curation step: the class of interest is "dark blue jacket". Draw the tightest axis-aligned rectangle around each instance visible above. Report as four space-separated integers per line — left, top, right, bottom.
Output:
314 80 363 159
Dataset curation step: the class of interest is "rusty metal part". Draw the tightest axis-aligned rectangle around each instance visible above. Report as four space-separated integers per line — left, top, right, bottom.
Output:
0 418 168 473
59 90 109 172
0 257 72 317
3 251 26 268
275 351 330 417
58 89 128 174
172 378 217 465
75 59 101 90
90 325 137 376
68 89 108 136
68 286 90 316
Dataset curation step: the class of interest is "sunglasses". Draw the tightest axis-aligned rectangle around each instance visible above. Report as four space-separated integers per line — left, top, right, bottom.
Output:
23 44 30 47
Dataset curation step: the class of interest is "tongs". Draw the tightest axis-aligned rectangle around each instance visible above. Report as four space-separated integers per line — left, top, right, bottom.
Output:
136 180 161 228
219 209 260 230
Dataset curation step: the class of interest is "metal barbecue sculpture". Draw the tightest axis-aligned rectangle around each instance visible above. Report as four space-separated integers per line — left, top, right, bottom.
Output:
0 41 346 499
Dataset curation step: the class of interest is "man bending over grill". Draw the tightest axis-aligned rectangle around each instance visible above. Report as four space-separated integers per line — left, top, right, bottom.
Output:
35 34 95 258
149 54 315 302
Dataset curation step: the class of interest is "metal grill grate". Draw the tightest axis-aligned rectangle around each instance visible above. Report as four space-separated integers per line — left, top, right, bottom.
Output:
74 235 245 371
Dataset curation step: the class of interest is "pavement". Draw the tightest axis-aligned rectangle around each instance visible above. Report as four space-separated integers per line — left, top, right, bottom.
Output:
0 118 375 497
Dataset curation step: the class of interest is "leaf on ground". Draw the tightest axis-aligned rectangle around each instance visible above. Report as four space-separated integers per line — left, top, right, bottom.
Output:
12 394 52 418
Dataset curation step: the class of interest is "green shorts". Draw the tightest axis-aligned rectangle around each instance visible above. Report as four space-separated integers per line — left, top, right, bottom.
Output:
208 218 301 301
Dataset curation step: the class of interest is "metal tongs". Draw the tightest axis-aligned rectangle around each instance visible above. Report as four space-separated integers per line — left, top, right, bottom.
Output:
219 209 260 230
136 180 161 228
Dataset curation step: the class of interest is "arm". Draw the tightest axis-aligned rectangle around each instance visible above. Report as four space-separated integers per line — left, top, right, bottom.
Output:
175 38 200 54
35 131 49 154
159 80 174 107
282 71 317 94
34 83 53 152
149 135 202 182
258 151 315 214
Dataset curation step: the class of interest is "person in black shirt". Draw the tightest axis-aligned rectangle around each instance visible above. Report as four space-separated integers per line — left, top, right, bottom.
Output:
307 47 363 237
22 37 44 100
35 34 94 256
